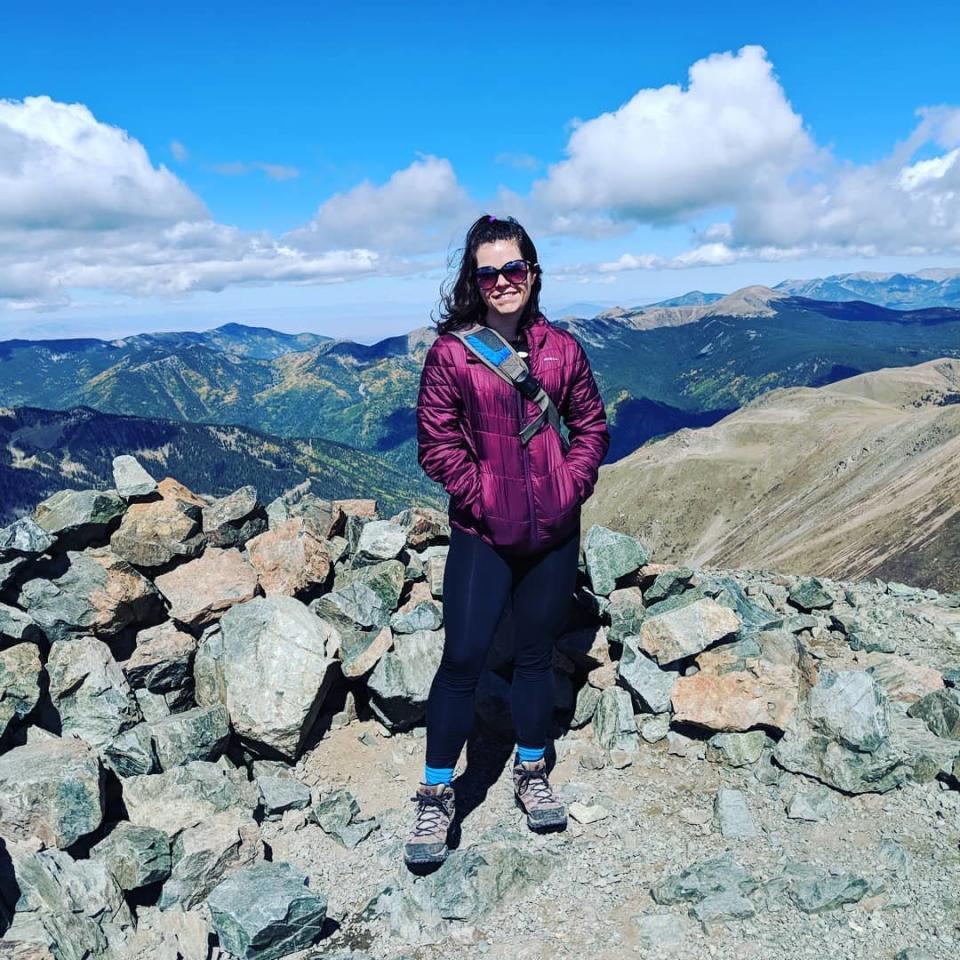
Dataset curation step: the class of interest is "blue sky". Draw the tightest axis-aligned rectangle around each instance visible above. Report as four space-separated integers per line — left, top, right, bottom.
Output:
2 0 960 340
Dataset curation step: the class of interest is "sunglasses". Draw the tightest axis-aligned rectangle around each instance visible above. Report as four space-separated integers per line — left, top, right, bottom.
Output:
474 259 538 292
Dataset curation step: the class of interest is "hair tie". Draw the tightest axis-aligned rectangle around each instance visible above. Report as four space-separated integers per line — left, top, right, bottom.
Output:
488 215 497 222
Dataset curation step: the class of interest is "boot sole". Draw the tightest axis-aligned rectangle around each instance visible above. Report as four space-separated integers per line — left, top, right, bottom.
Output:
514 794 568 832
403 846 449 867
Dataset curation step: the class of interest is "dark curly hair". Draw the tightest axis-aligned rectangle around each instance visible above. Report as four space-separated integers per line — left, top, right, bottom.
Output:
433 214 542 336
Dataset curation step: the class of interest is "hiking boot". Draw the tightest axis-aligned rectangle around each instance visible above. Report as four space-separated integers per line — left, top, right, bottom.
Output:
513 757 567 831
403 782 456 866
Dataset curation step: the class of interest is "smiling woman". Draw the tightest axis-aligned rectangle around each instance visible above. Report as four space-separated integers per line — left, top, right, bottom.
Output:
405 213 610 867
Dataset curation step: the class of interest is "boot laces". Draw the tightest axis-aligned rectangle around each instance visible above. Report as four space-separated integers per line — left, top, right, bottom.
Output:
517 766 558 805
409 791 450 838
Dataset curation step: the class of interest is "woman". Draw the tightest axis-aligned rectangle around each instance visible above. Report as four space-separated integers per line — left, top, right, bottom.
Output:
406 214 610 867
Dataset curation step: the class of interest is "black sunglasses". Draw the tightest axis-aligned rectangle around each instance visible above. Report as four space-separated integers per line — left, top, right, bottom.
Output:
474 258 538 292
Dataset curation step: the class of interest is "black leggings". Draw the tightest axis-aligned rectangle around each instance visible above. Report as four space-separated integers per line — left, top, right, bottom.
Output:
425 522 581 769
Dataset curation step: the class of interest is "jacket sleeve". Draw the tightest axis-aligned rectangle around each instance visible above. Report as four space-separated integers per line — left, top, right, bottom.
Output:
416 339 484 521
561 337 610 503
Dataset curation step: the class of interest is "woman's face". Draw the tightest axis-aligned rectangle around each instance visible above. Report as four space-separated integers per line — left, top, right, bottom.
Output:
475 239 537 318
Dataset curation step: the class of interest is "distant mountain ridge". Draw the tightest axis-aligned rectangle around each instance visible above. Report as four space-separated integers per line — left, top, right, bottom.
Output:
583 357 960 591
774 269 960 309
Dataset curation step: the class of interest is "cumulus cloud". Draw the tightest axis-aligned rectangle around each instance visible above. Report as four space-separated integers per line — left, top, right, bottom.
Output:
288 155 478 255
530 45 816 226
0 96 206 230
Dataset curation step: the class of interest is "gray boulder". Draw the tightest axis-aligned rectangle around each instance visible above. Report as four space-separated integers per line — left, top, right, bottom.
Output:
592 687 640 753
0 737 103 848
617 636 677 713
638 597 741 666
367 629 444 730
257 776 312 820
17 547 162 643
207 861 328 960
112 455 158 499
713 788 756 839
582 526 649 596
212 596 337 760
123 619 198 693
0 643 42 739
91 822 172 890
148 704 231 769
906 687 960 739
353 520 407 567
312 789 378 848
46 636 142 749
33 488 126 550
202 485 267 548
0 516 55 556
158 811 260 910
123 760 256 837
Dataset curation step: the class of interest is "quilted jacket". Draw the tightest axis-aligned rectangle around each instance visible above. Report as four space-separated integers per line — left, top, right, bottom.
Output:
416 311 610 556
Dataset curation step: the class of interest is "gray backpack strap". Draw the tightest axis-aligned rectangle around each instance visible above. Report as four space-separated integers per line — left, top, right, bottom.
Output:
450 323 565 447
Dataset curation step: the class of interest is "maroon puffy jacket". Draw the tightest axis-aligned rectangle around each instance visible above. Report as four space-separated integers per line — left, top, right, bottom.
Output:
416 311 610 556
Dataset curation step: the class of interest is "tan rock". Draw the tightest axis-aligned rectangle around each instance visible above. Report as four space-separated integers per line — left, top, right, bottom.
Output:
154 548 258 627
334 498 377 518
671 630 811 732
110 478 207 569
341 625 394 679
864 653 945 704
124 620 197 692
246 518 332 598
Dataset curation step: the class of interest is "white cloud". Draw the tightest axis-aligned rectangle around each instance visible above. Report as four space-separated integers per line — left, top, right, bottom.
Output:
170 140 189 162
288 155 478 255
530 46 815 225
0 96 205 229
211 160 300 181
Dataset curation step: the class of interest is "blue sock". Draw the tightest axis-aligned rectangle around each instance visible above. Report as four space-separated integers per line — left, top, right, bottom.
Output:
424 764 455 786
516 745 545 764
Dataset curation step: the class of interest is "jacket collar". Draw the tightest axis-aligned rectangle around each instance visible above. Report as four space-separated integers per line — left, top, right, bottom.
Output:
526 312 550 348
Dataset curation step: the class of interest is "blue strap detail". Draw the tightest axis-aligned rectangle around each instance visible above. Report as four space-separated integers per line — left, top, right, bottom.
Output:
464 332 511 366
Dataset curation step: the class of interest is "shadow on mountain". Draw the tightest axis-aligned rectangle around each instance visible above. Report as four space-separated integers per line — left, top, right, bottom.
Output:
607 396 734 462
372 407 417 453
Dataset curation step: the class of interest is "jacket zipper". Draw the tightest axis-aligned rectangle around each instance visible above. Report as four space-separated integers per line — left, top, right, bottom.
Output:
517 332 539 550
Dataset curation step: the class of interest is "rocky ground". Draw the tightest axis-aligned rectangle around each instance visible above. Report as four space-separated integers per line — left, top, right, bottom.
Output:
1 457 959 960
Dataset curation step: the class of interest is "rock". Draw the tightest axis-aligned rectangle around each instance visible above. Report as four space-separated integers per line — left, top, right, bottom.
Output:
617 636 677 713
109 478 207 569
865 654 945 704
123 620 198 693
582 526 649 596
644 567 695 605
112 455 158 499
123 761 255 837
17 547 162 643
47 636 142 748
211 596 338 759
91 822 172 890
0 643 42 739
5 843 134 955
672 629 808 733
0 516 56 557
556 625 612 673
0 603 43 647
650 852 758 905
592 687 640 753
154 547 259 628
638 598 740 666
906 688 960 739
267 483 342 539
606 587 646 643
0 737 103 848
788 577 834 612
202 485 267 548
33 488 126 550
148 704 231 769
632 912 695 951
317 580 388 630
340 625 394 680
312 789 378 848
571 683 601 728
258 776 312 820
367 629 443 730
390 600 443 634
246 519 332 598
423 551 446 598
640 714 670 743
705 730 769 767
0 556 26 593
207 861 328 960
353 520 407 567
807 669 889 751
389 506 449 549
691 889 756 922
568 802 609 824
712 788 756 838
786 786 835 821
335 559 406 616
785 863 870 913
158 811 260 910
666 730 706 759
101 722 159 778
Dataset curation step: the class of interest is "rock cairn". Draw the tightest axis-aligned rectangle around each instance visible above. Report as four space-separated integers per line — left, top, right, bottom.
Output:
1 455 959 959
